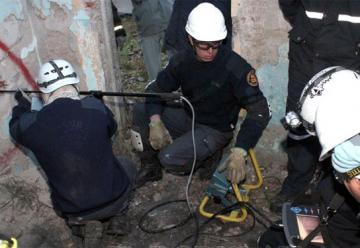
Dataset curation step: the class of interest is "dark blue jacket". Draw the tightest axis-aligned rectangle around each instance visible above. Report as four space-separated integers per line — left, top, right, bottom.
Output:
9 96 130 216
145 47 270 150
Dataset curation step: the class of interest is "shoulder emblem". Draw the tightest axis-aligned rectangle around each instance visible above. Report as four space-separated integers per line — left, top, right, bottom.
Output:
246 70 259 87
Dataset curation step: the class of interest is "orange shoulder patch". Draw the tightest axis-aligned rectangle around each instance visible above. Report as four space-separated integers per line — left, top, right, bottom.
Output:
246 70 259 87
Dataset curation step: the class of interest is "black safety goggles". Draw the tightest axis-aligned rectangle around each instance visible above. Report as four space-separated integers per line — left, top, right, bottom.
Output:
193 39 222 50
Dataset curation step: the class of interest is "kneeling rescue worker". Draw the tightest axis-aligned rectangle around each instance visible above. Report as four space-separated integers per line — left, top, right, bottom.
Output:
258 67 360 247
131 2 271 188
9 59 137 246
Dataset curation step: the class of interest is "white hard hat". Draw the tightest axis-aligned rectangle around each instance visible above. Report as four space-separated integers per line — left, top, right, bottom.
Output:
185 2 227 41
315 70 360 160
37 59 79 93
298 66 344 136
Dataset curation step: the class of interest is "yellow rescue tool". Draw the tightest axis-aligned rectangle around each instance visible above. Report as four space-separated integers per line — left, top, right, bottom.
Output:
199 149 263 222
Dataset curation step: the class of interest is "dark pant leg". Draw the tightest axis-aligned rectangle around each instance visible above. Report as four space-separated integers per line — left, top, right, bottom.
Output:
280 136 321 196
132 103 232 173
286 40 315 113
158 106 232 173
282 41 320 196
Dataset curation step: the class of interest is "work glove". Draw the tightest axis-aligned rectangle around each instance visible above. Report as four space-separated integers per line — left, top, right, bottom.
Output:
148 119 172 150
14 89 31 109
90 90 104 101
12 89 31 119
218 147 247 184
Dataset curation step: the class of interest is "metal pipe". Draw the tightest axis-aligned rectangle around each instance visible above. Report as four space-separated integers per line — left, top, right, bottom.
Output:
0 90 182 101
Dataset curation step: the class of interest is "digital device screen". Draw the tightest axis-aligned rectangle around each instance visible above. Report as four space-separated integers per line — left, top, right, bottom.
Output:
296 214 324 244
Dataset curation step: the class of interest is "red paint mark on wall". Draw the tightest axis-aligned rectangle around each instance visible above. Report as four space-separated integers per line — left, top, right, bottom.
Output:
0 40 38 90
85 1 96 8
0 146 19 173
0 80 8 89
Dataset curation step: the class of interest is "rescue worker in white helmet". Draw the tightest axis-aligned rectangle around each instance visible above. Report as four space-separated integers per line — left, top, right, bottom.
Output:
258 67 360 248
131 2 271 188
271 0 360 214
302 66 360 202
9 59 137 246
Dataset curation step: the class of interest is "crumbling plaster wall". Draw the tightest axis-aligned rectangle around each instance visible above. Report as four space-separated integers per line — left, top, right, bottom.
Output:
232 0 291 160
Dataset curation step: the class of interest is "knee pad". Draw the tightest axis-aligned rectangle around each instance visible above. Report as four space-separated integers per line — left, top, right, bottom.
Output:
130 129 144 152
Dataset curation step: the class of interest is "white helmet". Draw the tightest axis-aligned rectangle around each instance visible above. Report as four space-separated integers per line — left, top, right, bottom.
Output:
298 66 345 135
315 70 360 160
37 59 79 93
185 2 227 42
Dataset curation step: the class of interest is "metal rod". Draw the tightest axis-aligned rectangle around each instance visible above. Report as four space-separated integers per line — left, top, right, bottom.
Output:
0 90 182 100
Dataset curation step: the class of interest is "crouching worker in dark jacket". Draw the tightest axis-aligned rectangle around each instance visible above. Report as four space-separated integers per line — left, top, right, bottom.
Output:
9 59 137 246
131 3 271 188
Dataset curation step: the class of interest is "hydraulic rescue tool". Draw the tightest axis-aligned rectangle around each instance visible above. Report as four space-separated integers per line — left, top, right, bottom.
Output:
199 149 263 222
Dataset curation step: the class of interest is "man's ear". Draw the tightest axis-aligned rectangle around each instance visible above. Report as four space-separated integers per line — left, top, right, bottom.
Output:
188 35 194 46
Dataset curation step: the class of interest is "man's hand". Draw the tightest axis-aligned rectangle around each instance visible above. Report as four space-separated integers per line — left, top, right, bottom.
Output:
219 147 247 184
14 89 31 108
149 118 172 150
90 90 104 101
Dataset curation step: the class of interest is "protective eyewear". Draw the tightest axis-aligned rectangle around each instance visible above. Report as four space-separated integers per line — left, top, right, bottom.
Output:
193 39 222 50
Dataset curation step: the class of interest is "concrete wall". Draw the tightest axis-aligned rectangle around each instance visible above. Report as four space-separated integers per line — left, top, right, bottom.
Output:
232 0 290 160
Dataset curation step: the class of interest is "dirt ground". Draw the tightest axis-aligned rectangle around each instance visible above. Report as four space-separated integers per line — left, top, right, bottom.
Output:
0 15 288 248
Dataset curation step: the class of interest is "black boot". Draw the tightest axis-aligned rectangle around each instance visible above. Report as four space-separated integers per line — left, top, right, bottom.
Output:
136 159 163 188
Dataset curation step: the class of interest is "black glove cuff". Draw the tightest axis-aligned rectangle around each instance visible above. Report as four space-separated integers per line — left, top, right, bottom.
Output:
17 97 31 109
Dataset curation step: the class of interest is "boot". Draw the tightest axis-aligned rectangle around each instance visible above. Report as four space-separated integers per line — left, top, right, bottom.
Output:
106 213 131 236
136 158 163 188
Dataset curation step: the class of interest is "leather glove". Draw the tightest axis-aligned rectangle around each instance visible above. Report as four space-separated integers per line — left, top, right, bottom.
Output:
90 90 104 101
218 147 247 184
149 119 172 150
12 89 31 119
14 89 31 109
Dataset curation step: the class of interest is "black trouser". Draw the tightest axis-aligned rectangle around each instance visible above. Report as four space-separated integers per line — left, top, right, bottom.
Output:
132 103 233 173
280 135 321 196
282 39 326 196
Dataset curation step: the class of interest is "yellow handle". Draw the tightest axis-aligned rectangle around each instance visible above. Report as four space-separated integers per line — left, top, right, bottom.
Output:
198 149 264 223
0 238 18 248
199 196 247 222
242 149 263 191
